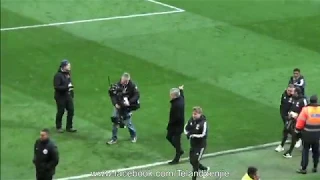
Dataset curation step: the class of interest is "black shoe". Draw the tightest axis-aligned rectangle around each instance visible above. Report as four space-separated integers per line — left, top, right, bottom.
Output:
296 168 307 174
66 128 77 132
168 150 184 165
312 168 317 173
180 150 184 156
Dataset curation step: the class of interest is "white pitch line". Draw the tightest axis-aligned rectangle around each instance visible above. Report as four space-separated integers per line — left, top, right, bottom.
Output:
146 0 185 12
0 10 182 32
56 141 283 180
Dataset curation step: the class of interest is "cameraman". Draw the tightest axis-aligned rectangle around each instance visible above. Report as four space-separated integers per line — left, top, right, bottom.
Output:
107 73 140 145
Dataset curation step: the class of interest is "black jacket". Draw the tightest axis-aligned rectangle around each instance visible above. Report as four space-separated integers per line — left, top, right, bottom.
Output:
110 80 140 110
288 75 305 95
280 90 293 114
290 96 308 114
167 90 185 134
184 115 208 148
53 69 74 98
33 139 59 175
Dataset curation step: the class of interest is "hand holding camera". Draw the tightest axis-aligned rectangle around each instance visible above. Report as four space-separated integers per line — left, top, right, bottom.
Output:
123 97 130 106
68 82 74 91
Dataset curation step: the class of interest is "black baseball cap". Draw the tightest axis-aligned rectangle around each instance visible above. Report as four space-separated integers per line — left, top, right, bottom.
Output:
60 59 70 68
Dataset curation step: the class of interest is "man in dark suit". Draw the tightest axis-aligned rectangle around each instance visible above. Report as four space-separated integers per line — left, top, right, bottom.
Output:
166 85 185 164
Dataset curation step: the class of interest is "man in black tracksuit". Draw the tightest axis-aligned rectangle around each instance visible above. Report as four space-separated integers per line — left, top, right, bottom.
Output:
275 85 295 153
288 68 306 96
283 87 308 158
184 107 209 180
33 129 59 180
280 84 295 125
53 60 76 133
166 85 185 164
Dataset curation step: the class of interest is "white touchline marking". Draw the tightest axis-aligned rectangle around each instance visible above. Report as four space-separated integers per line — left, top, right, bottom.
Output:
56 141 288 180
0 0 185 32
0 10 183 32
146 0 185 12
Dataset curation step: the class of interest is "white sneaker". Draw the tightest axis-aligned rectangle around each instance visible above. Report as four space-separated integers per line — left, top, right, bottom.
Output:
206 167 210 172
107 139 117 145
201 167 210 178
131 136 137 143
275 145 284 152
283 153 292 158
295 139 302 148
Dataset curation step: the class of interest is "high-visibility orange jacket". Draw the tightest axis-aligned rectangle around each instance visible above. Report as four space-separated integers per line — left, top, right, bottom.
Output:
296 104 320 142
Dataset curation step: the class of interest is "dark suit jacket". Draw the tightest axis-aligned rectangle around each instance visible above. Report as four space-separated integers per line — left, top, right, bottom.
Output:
167 90 185 134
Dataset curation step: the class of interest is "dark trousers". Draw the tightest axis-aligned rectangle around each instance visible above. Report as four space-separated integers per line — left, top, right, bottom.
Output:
189 146 207 180
285 133 300 154
166 131 183 160
280 120 299 150
282 121 302 155
55 96 74 129
301 140 319 170
36 173 53 180
281 120 292 146
280 110 287 125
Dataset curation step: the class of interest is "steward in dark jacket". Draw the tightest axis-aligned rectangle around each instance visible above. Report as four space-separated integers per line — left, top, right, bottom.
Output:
33 129 59 180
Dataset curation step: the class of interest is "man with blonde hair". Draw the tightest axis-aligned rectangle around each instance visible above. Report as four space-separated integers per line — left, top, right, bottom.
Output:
184 106 209 180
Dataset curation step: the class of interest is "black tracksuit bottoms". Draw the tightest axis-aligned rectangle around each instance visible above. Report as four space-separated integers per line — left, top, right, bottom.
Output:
55 96 74 129
190 145 208 180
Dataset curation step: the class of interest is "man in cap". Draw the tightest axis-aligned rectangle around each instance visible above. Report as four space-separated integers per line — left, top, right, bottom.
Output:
53 60 77 133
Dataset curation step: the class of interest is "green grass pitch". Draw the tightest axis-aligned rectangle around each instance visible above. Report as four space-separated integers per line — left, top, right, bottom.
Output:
1 0 320 179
